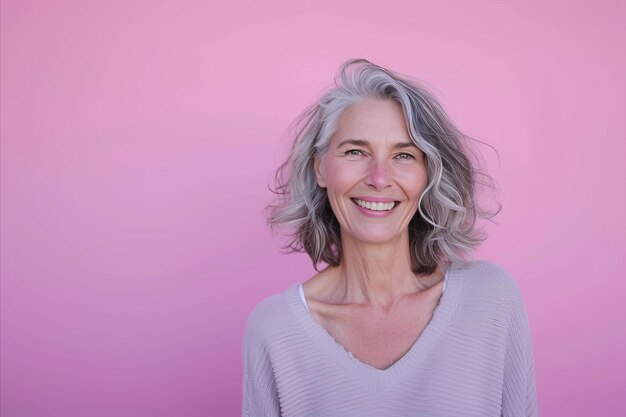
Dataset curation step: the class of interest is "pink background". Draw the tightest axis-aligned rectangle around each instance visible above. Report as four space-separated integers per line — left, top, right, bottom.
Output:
1 1 624 416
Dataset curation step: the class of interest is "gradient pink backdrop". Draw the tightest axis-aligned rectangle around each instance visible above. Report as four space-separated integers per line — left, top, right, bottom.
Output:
1 1 625 416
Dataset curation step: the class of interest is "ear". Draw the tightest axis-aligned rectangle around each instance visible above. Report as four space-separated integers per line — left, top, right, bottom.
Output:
313 156 327 188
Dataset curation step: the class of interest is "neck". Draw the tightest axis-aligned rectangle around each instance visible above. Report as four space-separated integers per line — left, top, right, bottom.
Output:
332 231 442 308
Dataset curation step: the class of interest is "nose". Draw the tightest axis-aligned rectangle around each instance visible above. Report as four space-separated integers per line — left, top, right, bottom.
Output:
364 157 392 190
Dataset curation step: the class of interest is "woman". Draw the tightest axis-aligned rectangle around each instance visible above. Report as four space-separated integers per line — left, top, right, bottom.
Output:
242 59 538 417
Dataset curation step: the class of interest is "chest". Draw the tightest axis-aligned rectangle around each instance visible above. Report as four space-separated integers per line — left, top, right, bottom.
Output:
313 296 439 370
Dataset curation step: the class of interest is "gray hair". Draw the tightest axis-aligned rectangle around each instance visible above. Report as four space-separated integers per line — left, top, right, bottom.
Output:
266 59 501 275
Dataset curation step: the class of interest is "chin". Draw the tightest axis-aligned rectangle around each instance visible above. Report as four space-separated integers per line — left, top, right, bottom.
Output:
348 230 405 245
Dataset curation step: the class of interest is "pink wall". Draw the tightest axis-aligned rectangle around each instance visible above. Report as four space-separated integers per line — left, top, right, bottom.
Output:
1 1 624 416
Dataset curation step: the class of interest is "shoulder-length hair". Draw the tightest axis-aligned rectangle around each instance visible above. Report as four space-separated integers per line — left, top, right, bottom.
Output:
266 59 500 275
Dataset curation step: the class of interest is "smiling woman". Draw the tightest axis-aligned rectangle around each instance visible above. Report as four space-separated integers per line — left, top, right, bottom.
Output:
242 59 538 417
313 99 428 247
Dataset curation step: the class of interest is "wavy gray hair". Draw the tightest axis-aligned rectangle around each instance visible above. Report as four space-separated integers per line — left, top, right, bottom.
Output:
266 59 500 275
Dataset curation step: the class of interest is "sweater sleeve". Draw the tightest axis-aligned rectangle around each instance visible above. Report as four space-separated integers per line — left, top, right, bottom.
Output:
241 306 281 417
501 278 539 417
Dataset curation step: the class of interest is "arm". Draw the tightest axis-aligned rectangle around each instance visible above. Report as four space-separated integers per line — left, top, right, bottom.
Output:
242 310 281 417
501 282 539 417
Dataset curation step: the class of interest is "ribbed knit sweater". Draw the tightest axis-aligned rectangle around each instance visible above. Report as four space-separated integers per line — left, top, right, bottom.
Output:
241 260 538 416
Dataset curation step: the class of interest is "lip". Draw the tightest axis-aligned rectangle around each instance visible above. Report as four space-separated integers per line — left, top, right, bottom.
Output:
352 196 398 203
350 197 400 217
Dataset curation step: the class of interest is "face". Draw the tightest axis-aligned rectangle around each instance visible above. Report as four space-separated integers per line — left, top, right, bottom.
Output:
314 98 428 245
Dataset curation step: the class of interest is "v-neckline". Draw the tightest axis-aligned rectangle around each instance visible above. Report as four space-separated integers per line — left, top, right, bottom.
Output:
285 260 466 385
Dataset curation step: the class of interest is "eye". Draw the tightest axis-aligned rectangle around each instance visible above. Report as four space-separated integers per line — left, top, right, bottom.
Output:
395 152 415 160
345 149 365 157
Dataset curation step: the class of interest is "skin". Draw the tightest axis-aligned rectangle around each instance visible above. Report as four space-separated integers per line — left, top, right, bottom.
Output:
304 98 446 370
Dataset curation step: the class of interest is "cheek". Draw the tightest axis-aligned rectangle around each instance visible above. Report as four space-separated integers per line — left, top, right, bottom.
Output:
399 170 429 198
322 161 360 191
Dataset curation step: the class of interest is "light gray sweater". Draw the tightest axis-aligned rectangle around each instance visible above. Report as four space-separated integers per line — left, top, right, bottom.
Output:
242 260 538 416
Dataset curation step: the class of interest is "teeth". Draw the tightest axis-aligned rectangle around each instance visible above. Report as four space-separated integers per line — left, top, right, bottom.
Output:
353 199 396 211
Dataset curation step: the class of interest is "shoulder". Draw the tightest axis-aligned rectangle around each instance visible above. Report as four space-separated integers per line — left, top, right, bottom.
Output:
242 286 295 346
461 259 522 295
457 259 529 316
465 259 527 321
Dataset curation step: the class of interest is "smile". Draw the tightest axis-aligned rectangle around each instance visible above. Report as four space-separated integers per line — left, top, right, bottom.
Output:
351 198 399 211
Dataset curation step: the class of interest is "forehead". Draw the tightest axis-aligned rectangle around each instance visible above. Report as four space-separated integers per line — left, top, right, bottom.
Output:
332 98 412 144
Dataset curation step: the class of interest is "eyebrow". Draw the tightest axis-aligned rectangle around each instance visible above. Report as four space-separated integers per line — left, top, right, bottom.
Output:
336 139 417 149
